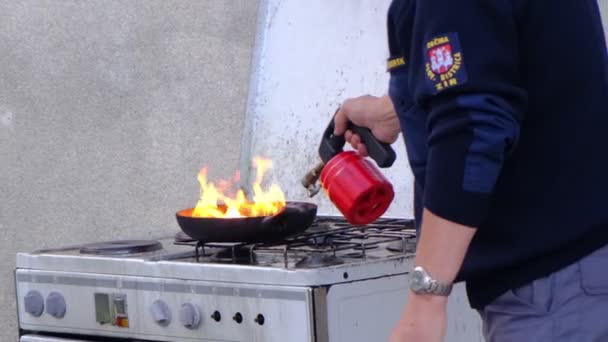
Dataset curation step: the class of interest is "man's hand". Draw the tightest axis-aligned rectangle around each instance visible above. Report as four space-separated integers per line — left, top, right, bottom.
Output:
334 95 400 156
389 292 448 342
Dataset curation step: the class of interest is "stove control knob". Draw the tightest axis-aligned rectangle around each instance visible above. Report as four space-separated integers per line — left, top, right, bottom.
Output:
254 314 265 325
45 292 66 319
233 312 243 324
151 300 171 326
179 303 201 329
211 311 222 322
24 291 44 317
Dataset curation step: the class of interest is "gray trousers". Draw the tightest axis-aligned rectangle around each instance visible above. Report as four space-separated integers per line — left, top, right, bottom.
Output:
479 244 608 342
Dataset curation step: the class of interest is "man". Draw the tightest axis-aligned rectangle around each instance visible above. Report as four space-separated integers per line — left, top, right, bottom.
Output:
334 0 608 341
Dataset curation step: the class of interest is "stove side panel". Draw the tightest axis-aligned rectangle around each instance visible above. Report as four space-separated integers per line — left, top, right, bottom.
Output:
322 274 484 342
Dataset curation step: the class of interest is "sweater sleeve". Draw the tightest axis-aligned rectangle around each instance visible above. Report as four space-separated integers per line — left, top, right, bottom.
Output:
409 0 528 227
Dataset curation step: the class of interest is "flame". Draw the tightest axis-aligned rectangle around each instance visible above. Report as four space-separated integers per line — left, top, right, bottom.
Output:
191 157 286 218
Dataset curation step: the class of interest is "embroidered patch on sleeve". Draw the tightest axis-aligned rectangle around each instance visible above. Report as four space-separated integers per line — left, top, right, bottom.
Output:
387 56 406 72
424 33 468 94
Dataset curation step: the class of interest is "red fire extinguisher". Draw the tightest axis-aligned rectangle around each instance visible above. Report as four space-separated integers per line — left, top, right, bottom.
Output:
302 115 397 225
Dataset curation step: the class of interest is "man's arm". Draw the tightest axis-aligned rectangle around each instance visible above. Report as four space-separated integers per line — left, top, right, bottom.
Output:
412 0 526 291
391 0 527 340
389 209 475 342
408 0 527 285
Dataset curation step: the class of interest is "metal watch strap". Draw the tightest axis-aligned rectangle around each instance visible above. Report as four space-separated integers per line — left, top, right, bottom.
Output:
428 279 453 296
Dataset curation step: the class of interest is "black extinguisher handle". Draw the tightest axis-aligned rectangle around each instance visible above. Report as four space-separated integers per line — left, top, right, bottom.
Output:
318 115 397 168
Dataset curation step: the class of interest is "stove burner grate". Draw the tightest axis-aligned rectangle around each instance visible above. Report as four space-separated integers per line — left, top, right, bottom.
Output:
210 243 255 264
80 240 163 255
173 216 416 267
386 237 417 254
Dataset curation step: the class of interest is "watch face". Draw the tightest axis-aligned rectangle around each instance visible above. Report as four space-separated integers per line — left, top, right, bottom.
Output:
410 268 427 292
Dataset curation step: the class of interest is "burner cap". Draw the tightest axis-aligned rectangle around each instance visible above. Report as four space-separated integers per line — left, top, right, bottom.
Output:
80 240 163 255
295 254 344 269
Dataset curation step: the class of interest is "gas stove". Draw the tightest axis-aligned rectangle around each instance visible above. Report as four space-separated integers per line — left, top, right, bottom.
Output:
15 216 481 342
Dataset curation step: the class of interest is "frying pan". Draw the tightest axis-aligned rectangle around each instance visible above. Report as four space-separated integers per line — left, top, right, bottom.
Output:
176 201 317 243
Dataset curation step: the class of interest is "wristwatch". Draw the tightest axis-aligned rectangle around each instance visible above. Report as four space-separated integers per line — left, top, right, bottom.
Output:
409 266 453 296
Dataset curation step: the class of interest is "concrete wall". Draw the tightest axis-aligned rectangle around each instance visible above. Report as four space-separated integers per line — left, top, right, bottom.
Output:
0 0 259 340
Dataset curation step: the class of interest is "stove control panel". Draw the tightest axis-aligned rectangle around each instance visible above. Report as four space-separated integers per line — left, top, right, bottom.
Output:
16 269 314 342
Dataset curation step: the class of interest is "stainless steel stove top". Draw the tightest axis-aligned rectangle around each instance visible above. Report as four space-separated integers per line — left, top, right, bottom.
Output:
17 216 417 286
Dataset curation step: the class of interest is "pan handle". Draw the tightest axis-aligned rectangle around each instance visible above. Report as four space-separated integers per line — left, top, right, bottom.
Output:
260 202 312 229
260 202 318 236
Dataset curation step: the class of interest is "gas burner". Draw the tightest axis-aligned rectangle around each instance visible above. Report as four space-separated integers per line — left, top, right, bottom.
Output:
211 244 255 264
295 254 344 269
80 240 163 255
386 237 417 253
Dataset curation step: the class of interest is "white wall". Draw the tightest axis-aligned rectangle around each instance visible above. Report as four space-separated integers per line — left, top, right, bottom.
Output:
242 0 415 219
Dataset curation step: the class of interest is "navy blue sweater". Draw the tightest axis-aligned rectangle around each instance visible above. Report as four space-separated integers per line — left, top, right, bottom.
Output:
387 0 608 309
